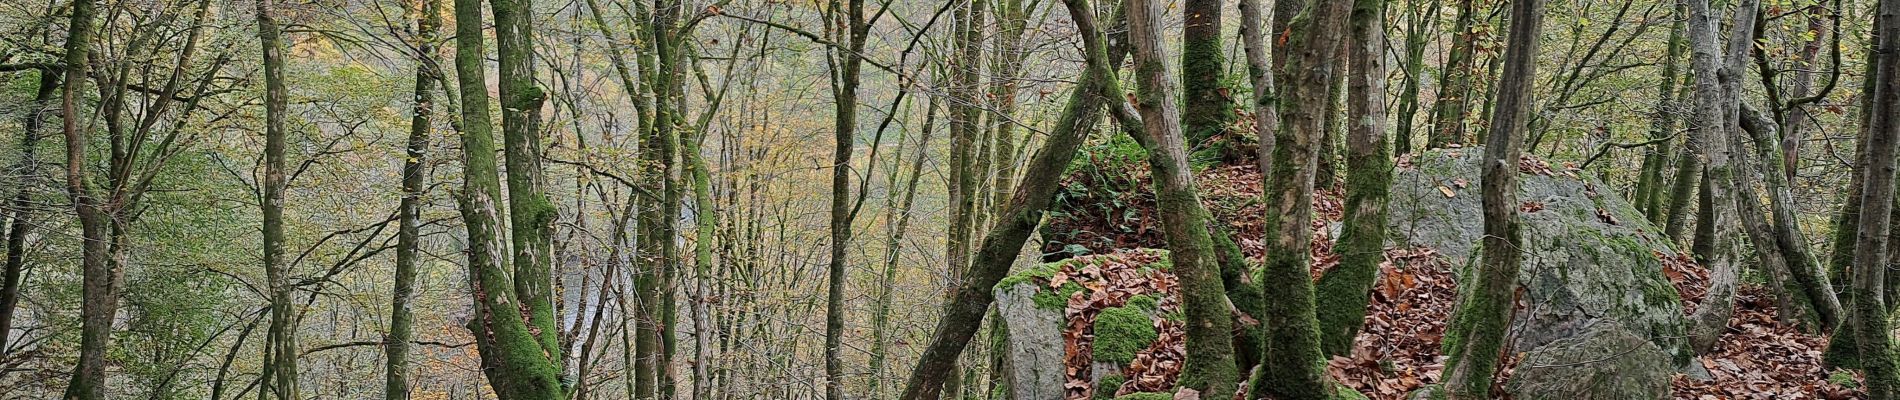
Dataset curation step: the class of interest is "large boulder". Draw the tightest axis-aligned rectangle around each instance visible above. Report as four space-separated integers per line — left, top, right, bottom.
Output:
1507 321 1675 400
1387 147 1689 369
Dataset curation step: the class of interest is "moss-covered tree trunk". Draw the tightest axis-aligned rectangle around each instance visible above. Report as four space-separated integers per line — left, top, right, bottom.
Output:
1636 7 1686 222
1438 0 1541 398
447 0 567 396
1181 0 1230 146
1316 0 1392 358
989 0 1029 215
897 1 1126 397
255 0 301 397
1251 1 1352 398
1429 0 1481 148
1224 1 1278 375
1122 0 1236 394
1681 0 1752 355
490 0 560 367
57 0 110 397
385 1 440 398
1845 2 1900 395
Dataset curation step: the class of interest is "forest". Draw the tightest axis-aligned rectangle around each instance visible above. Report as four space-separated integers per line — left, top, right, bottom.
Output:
1 0 1898 398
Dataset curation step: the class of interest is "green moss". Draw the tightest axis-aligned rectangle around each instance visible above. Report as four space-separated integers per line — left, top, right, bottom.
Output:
1127 295 1158 312
1111 393 1173 400
1095 375 1127 400
995 261 1064 291
1092 306 1158 364
1830 368 1861 388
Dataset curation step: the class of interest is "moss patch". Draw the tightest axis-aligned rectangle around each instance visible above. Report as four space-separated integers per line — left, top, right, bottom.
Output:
1111 393 1173 400
1095 375 1127 400
1093 306 1158 364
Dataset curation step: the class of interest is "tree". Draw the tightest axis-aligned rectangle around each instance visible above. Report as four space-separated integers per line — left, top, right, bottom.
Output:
1253 0 1352 398
822 0 870 398
1181 0 1230 146
57 0 108 397
1315 0 1393 357
1437 0 1542 397
898 1 1128 397
1680 0 1753 354
1845 0 1900 396
1429 0 1482 148
1121 0 1235 394
446 0 566 395
255 0 300 397
385 0 442 397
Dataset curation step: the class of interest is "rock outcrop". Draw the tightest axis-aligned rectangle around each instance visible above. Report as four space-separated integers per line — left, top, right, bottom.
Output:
1387 147 1689 368
998 147 1689 399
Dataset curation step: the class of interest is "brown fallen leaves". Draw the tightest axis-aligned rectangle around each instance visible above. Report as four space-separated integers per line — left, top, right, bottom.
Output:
1327 246 1457 400
1056 250 1183 400
1658 253 1862 399
1670 288 1862 399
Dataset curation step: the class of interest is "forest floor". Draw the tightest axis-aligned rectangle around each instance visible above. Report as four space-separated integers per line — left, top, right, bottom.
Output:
1050 160 1865 399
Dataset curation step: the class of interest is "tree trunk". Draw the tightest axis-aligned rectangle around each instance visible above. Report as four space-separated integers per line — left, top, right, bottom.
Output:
870 100 937 398
447 0 567 396
385 0 441 398
1393 0 1438 155
256 0 301 397
1316 0 1392 358
1240 0 1280 197
1738 103 1842 331
1637 7 1686 222
1430 0 1481 148
58 0 110 397
491 0 561 365
1124 0 1236 395
1846 2 1900 395
1682 0 1754 355
1252 0 1352 398
0 67 56 357
823 1 869 399
1181 0 1230 146
1439 0 1541 397
897 1 1126 397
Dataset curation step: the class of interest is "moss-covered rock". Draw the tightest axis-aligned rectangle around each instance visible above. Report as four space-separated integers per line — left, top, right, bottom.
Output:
994 249 1173 400
1507 322 1673 400
1093 306 1158 364
1388 148 1691 367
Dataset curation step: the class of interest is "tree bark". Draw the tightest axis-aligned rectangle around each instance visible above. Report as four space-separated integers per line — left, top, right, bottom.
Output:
58 0 110 397
1316 0 1393 358
1681 0 1753 355
1846 1 1900 395
1251 1 1352 398
1123 0 1236 394
385 0 441 398
1429 0 1481 148
1181 0 1230 146
256 0 301 398
0 67 56 357
823 0 869 399
447 0 567 395
1439 0 1541 397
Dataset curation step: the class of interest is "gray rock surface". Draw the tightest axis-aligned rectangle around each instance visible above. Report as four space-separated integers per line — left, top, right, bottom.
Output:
1508 321 1675 400
995 282 1067 400
1387 147 1689 364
